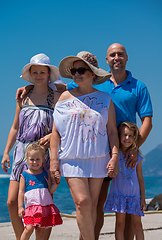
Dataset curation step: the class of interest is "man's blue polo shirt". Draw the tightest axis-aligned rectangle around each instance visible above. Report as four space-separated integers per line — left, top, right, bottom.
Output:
66 71 153 126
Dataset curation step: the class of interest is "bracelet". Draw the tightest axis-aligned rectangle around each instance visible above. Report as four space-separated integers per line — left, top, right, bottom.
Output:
112 152 119 156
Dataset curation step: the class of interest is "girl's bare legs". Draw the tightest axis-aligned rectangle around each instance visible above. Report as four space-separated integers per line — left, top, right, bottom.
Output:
124 214 134 240
66 177 104 240
115 212 126 240
43 228 52 240
7 181 24 240
20 225 34 240
35 227 45 240
131 214 144 240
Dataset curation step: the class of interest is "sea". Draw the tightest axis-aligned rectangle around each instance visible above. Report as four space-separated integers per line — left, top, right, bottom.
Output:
0 174 162 223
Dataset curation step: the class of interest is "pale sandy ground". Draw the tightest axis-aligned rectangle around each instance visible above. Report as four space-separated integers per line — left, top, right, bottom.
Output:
0 211 162 239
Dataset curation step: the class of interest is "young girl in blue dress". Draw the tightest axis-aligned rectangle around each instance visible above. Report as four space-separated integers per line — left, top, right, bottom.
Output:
104 121 146 240
18 143 62 240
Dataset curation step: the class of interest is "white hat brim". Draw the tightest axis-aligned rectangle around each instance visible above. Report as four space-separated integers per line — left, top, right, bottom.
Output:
20 62 60 83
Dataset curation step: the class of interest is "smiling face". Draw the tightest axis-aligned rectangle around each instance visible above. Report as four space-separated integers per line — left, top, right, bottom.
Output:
120 126 135 152
27 150 44 173
72 60 95 85
106 43 128 73
29 65 50 86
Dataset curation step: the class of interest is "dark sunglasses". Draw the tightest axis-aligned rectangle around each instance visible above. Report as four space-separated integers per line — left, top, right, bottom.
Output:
70 67 91 76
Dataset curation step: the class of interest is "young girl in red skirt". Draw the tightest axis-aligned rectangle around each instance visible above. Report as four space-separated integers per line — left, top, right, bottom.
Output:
18 143 62 240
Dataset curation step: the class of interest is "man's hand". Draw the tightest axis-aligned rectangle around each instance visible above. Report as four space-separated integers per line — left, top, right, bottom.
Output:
15 85 34 101
124 148 138 169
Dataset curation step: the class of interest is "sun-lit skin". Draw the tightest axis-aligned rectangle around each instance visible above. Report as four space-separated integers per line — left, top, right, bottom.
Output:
72 60 95 87
120 127 135 154
29 65 50 87
106 43 128 72
26 150 44 174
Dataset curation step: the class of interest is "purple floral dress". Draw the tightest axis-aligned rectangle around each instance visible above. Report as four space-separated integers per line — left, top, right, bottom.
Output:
10 87 54 181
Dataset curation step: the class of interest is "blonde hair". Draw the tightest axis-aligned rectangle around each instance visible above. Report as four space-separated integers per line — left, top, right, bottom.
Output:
25 143 46 161
118 121 139 151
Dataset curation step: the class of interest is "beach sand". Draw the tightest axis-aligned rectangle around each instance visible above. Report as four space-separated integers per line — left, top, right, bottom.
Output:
0 211 162 239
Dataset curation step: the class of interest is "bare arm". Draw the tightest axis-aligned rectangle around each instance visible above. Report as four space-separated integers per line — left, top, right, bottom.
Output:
106 100 119 178
138 116 152 147
15 85 34 101
136 161 146 211
125 116 152 169
48 171 60 194
55 83 67 93
1 102 21 173
50 121 61 183
18 176 25 218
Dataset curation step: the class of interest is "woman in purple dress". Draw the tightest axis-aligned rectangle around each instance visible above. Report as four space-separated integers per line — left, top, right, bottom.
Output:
1 53 60 240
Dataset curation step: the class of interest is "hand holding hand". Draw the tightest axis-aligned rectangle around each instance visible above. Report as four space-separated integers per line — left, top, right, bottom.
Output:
18 207 25 218
107 154 119 178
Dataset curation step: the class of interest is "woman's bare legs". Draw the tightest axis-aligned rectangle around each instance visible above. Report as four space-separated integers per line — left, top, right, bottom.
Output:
66 177 104 240
95 180 110 240
131 214 144 240
7 180 24 240
115 212 126 240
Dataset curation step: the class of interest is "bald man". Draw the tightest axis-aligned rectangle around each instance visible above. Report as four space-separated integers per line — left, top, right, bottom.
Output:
16 43 153 240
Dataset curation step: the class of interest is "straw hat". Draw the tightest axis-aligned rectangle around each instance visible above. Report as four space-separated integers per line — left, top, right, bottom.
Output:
59 51 111 85
20 53 60 83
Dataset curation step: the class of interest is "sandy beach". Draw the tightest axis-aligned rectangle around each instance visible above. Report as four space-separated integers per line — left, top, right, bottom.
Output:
0 211 162 239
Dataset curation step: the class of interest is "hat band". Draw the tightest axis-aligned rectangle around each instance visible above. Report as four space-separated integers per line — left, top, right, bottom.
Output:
30 58 50 65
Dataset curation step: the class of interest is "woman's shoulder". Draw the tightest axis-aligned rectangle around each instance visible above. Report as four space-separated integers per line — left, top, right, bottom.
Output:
58 90 73 102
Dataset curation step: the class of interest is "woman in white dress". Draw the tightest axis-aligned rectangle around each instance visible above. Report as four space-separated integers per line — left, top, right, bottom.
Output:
50 51 119 240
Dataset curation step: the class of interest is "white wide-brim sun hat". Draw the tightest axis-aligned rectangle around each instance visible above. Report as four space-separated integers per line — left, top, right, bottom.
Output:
20 53 60 83
59 51 111 85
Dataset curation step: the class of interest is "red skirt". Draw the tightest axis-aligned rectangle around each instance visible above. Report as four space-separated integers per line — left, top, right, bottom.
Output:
24 204 63 228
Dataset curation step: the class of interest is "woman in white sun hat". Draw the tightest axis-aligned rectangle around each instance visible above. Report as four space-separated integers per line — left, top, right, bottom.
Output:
50 51 119 240
1 53 61 240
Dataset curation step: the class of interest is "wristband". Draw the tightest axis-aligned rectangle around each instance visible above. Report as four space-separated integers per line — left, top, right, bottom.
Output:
112 152 119 156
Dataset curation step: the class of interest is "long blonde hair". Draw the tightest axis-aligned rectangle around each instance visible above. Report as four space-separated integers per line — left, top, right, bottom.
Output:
118 121 139 151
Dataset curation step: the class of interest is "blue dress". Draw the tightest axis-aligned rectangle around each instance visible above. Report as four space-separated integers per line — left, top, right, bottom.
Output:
104 151 144 216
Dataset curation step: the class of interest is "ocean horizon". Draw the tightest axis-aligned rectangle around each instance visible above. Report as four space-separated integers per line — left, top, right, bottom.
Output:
0 174 162 223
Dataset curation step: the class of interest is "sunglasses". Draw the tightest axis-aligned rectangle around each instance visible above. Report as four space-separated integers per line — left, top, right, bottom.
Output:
70 67 91 76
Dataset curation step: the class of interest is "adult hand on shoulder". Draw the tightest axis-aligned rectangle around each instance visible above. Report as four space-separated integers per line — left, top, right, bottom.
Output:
124 148 138 169
38 134 51 149
15 85 34 101
1 153 10 173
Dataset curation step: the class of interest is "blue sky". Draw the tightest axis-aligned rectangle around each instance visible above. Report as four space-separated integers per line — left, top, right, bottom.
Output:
0 0 162 155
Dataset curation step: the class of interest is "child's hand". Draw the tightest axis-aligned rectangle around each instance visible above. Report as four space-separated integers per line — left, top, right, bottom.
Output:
55 170 60 185
141 198 146 212
18 207 25 218
1 153 10 173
